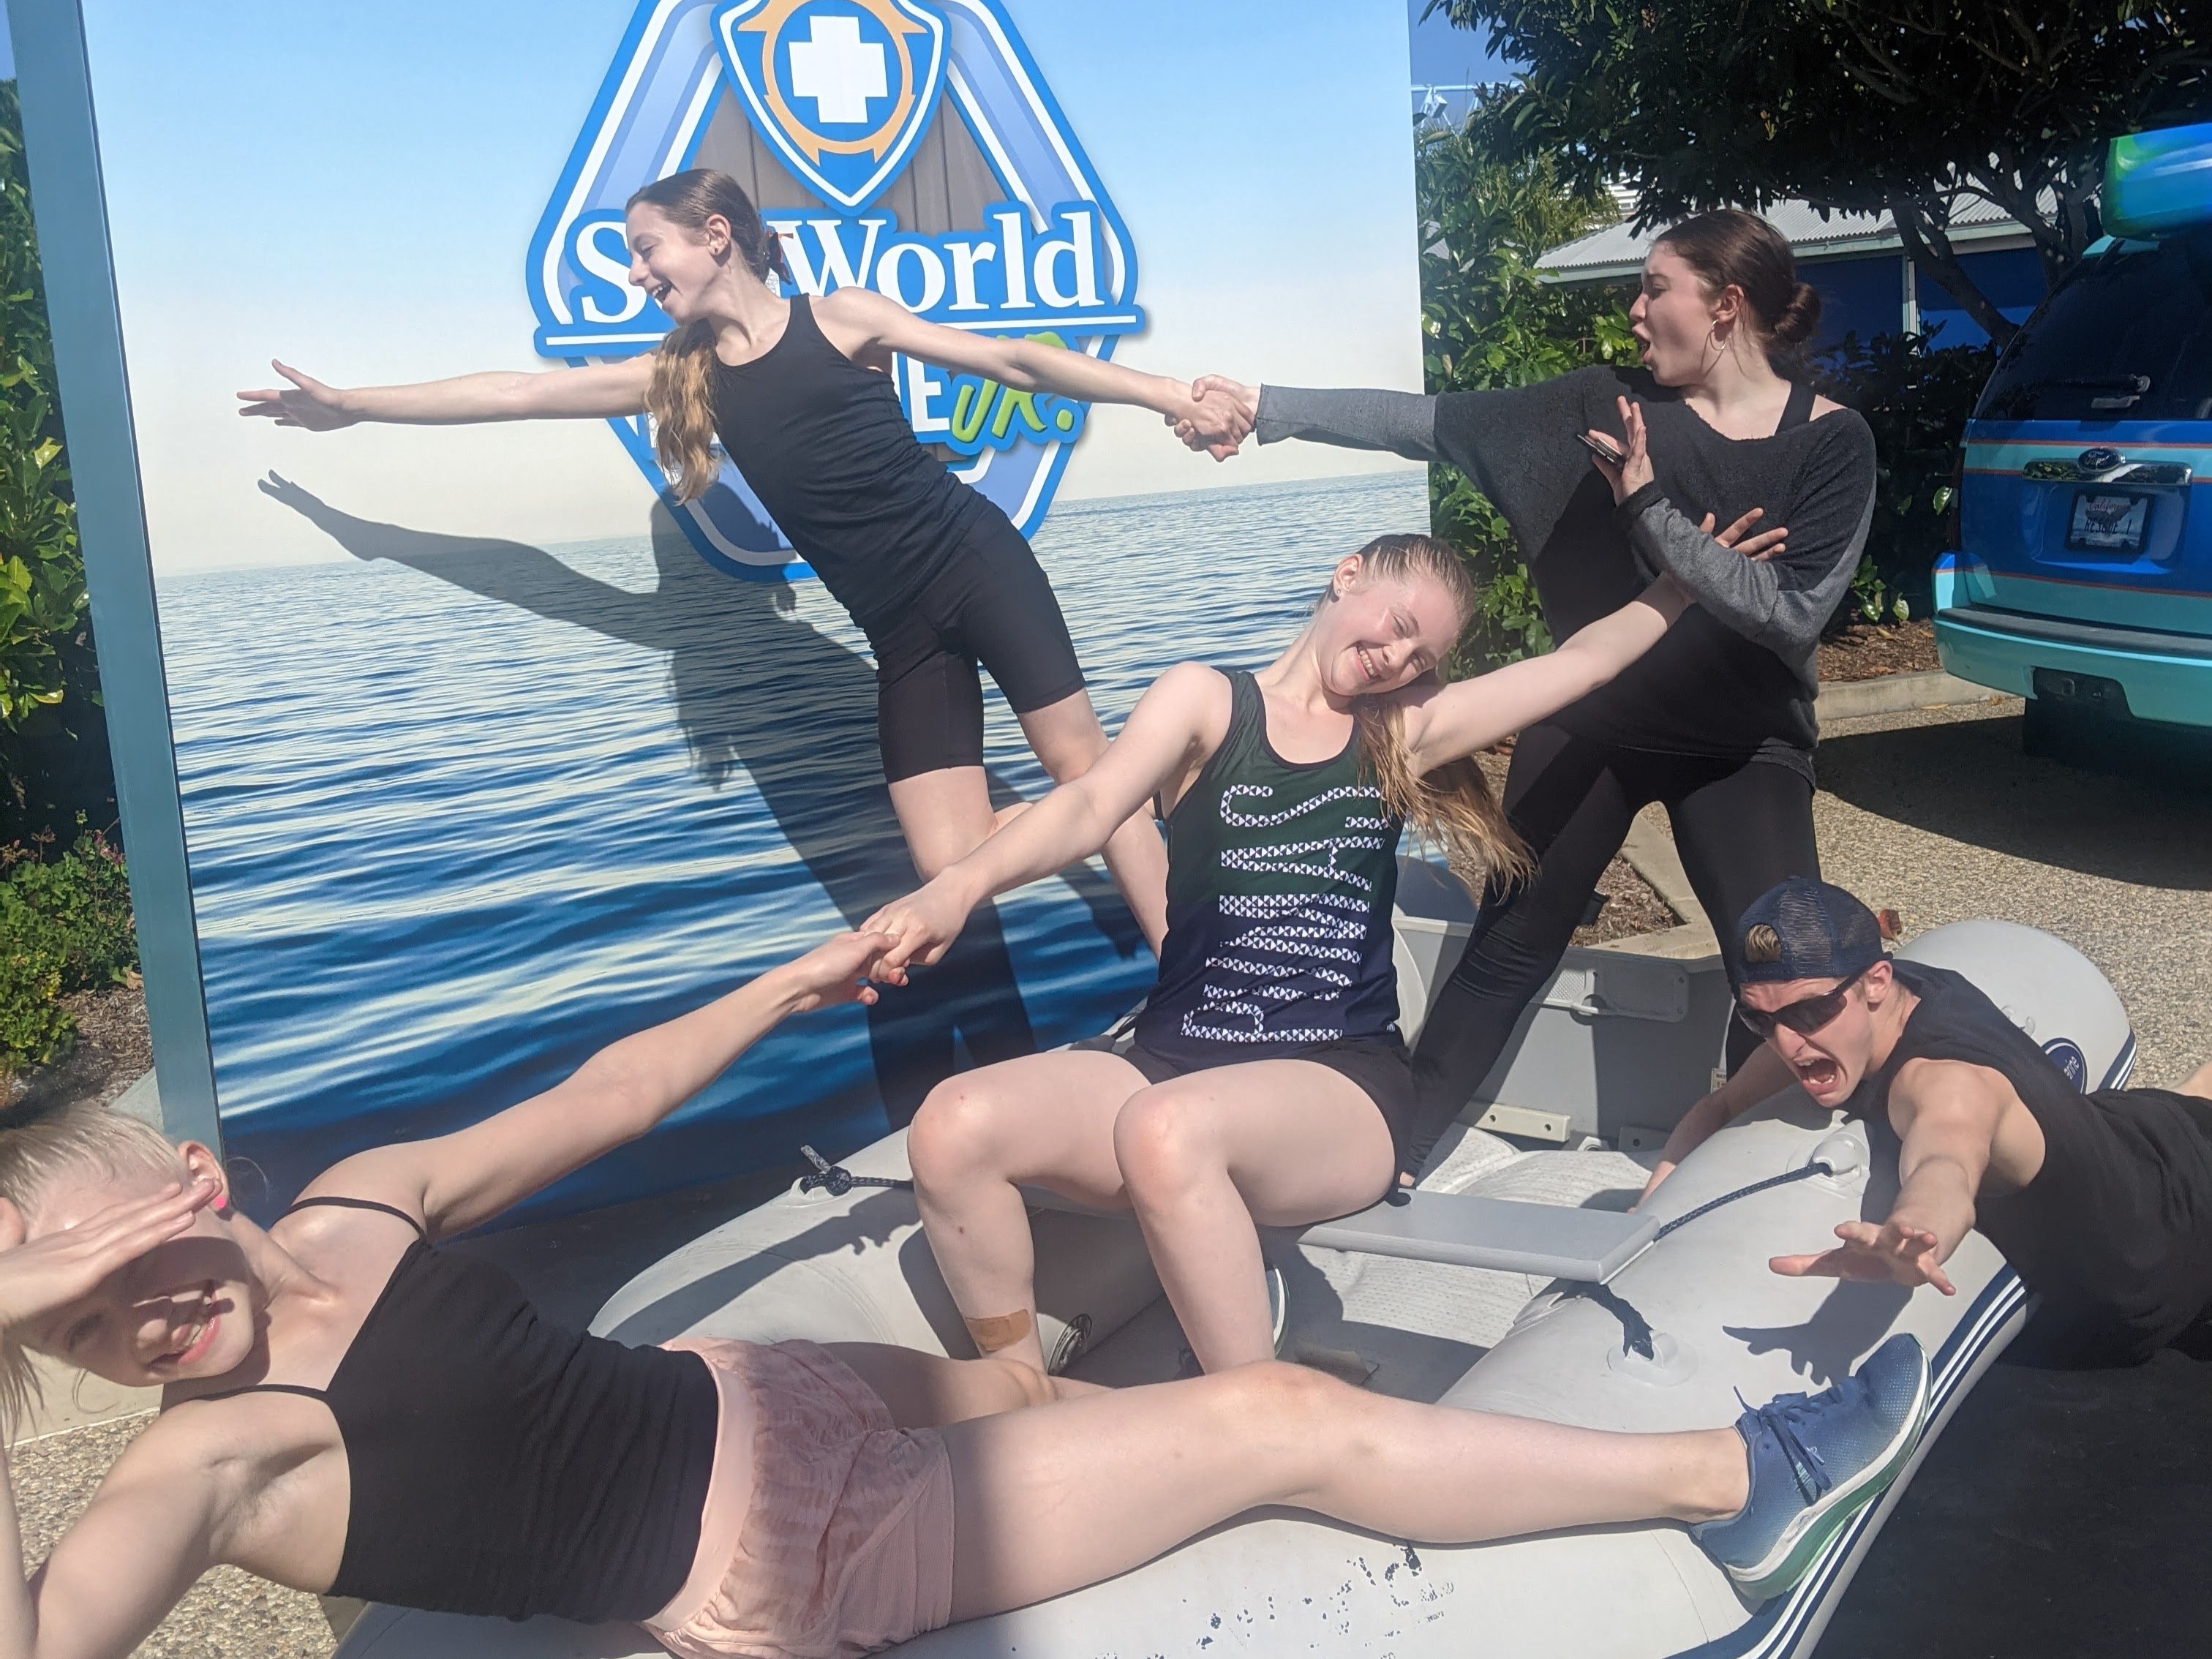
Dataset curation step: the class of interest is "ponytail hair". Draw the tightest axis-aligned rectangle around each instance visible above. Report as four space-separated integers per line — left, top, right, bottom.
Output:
0 1102 184 1435
625 169 794 502
1338 535 1534 897
1653 208 1822 370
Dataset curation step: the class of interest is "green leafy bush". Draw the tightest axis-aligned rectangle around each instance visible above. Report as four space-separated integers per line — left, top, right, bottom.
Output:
1417 96 1632 667
0 824 138 1073
1810 328 1999 627
1 82 114 843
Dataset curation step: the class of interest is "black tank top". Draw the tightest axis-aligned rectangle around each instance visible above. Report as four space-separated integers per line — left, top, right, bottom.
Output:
707 294 1000 628
196 1198 718 1622
1859 964 2212 1355
1135 669 1404 1064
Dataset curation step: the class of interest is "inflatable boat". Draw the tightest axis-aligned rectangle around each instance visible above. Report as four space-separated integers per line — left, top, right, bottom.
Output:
336 898 2134 1659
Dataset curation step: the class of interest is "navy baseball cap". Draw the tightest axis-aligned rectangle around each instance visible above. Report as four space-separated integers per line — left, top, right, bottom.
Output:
1735 878 1886 985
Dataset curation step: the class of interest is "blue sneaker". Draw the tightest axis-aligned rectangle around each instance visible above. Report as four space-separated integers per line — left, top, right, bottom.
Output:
1691 1333 1931 1601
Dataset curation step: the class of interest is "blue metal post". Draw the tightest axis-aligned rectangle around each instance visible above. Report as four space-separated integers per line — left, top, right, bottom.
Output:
7 0 220 1150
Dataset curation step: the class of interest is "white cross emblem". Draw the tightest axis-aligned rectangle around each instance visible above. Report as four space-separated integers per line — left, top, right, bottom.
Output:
786 15 888 126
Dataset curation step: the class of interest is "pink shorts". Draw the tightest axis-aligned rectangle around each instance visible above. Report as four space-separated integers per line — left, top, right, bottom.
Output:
646 1339 956 1659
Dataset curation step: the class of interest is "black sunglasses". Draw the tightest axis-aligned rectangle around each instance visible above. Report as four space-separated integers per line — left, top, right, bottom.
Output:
1736 967 1868 1042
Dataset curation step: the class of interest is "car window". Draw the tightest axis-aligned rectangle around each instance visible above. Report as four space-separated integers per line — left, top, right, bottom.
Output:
1976 230 2212 422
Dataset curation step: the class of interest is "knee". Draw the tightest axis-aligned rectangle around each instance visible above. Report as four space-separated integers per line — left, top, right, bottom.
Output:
1214 1359 1344 1440
908 1077 1012 1192
1112 1088 1221 1208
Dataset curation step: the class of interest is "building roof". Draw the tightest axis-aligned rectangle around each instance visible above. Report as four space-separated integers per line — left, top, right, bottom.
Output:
1537 194 2039 282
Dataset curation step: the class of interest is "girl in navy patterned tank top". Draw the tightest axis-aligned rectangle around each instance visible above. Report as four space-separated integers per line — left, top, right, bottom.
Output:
868 533 1694 1374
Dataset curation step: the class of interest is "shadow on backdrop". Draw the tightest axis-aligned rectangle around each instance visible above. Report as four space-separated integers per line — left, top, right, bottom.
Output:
260 475 1146 1123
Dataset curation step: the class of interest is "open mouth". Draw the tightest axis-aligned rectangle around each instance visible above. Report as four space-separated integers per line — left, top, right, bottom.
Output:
154 1283 222 1370
1793 1055 1843 1095
650 279 674 305
1355 645 1382 684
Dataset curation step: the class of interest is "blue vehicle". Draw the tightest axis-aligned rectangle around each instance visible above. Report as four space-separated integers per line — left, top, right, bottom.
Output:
1936 123 2212 753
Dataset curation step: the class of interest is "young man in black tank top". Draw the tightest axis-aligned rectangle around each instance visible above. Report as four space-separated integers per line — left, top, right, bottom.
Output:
1644 878 2212 1365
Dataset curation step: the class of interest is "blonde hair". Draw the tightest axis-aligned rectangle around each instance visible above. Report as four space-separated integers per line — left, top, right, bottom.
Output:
1338 535 1534 896
0 1102 184 1435
626 169 795 502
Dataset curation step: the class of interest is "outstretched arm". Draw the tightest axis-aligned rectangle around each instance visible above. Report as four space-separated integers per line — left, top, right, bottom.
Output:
1399 576 1689 771
304 932 887 1238
1638 1042 1803 1205
1770 1059 2003 1296
864 663 1223 974
824 287 1251 452
0 1184 227 1659
237 354 654 429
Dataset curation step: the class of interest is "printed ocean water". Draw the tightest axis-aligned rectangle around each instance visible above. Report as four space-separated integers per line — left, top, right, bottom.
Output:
154 471 1425 1221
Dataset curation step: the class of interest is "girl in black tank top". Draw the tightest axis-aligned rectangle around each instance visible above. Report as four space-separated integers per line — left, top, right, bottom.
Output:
4 911 1925 1652
241 168 1258 950
868 533 1692 1376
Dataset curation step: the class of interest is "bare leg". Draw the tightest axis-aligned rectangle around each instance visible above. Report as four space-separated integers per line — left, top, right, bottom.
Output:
1018 691 1170 954
944 1361 1748 1621
1113 1061 1396 1372
2179 1058 2212 1101
908 1048 1149 1374
887 765 1000 880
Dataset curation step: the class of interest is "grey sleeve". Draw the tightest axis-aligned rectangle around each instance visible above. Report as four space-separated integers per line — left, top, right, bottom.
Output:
1253 385 1440 462
1615 419 1878 654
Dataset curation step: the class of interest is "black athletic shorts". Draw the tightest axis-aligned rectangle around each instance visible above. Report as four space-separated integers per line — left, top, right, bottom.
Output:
863 515 1086 783
1075 1029 1418 1172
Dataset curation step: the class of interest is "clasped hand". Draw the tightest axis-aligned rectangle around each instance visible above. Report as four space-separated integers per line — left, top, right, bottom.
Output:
1167 375 1259 461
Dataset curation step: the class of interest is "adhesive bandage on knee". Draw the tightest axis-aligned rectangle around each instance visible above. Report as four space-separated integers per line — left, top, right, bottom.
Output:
963 1309 1033 1355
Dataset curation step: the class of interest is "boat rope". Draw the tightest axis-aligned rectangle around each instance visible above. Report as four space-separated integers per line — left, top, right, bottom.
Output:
1568 1159 1835 1359
797 1145 914 1196
1649 1159 1834 1244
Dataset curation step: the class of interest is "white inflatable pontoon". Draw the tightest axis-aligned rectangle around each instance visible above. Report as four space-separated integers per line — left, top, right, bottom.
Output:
338 899 2133 1659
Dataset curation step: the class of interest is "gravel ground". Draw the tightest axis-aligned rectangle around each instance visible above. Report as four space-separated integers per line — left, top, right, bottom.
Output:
1813 696 2211 1086
10 1415 339 1659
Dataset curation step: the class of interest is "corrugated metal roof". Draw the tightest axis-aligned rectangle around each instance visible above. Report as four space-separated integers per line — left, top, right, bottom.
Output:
1537 194 2041 281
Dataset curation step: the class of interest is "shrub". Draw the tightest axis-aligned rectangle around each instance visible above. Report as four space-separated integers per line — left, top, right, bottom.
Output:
0 823 138 1074
1 82 115 844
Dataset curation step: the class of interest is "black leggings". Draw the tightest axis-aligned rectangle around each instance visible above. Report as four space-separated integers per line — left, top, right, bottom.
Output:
1407 721 1818 1167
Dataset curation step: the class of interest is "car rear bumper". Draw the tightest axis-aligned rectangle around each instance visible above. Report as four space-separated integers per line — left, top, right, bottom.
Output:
1935 603 2212 727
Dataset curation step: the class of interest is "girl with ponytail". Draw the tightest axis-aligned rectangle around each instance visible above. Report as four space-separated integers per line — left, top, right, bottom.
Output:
241 168 1255 947
1178 208 1879 1188
864 531 1693 1375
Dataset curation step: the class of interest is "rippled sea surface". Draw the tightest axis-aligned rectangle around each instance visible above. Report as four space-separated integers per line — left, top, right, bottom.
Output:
156 471 1426 1219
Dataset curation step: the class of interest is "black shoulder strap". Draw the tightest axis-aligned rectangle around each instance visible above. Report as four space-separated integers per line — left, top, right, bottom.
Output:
1776 379 1817 432
283 1195 429 1239
190 1381 330 1404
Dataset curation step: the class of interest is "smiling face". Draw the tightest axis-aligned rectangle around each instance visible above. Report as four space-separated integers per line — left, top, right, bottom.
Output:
21 1146 262 1391
1310 556 1466 700
1739 962 1900 1106
1630 243 1738 386
625 203 734 326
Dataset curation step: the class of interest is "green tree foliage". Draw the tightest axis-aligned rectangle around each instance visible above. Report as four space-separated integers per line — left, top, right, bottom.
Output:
1809 328 1998 623
1431 1 2212 345
1 80 113 840
1418 97 1634 663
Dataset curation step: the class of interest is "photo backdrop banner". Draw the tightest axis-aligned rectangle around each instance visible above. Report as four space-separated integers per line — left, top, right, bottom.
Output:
37 0 1426 1219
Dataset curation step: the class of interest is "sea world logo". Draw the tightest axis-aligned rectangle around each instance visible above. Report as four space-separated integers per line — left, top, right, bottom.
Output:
527 0 1142 578
2041 1037 2089 1089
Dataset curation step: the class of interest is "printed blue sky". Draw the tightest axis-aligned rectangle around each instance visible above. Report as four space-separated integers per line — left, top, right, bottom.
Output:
59 0 1459 571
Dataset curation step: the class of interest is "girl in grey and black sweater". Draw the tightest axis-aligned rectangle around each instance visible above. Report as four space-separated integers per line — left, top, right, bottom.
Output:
1181 210 1878 1178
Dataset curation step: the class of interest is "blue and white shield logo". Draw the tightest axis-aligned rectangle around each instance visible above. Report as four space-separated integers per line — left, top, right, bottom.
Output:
714 0 947 212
